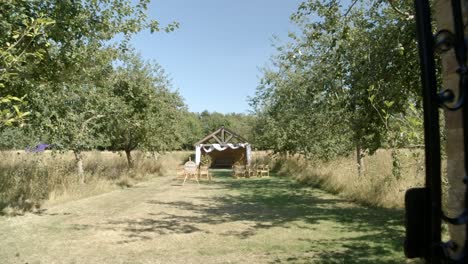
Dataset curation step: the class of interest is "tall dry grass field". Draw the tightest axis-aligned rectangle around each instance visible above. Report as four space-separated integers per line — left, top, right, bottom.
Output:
257 149 428 208
0 150 190 215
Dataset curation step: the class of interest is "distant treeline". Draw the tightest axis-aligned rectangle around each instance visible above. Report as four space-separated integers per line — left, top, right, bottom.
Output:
0 110 256 151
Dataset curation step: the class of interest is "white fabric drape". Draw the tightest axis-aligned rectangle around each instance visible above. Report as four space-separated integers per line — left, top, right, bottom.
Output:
195 145 201 165
195 143 251 165
200 143 247 153
246 144 252 165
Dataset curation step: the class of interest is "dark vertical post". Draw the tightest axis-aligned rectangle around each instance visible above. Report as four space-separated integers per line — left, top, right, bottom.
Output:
450 0 468 259
414 0 442 262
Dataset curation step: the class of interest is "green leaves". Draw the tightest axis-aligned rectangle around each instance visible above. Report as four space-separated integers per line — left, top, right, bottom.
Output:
149 20 160 33
0 95 29 128
0 0 180 154
384 100 394 108
251 0 423 159
104 52 186 156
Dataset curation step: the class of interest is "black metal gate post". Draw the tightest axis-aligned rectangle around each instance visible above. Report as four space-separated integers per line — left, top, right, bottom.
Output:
406 0 468 263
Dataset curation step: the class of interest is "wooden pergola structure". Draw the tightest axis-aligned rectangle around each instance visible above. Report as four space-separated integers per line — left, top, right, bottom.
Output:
195 126 251 168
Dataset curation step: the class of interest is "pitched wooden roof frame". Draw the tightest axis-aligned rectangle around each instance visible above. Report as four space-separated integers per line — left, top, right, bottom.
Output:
195 126 248 146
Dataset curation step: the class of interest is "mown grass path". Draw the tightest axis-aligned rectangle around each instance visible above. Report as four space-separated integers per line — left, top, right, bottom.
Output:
0 170 405 263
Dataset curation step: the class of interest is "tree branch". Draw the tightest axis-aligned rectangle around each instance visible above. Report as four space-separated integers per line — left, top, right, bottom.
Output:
80 114 104 136
344 0 359 17
387 0 413 18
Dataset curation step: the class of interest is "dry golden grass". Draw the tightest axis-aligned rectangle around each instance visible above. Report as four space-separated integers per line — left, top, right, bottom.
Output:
0 148 428 212
0 150 190 215
255 149 426 208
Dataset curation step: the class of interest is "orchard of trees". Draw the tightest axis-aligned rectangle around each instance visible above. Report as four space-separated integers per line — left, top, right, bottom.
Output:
0 0 254 177
1 0 427 178
250 0 426 176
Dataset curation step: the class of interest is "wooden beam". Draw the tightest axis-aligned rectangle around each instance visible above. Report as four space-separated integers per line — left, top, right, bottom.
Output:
194 127 223 146
212 134 224 145
194 126 249 147
225 133 233 144
223 127 248 142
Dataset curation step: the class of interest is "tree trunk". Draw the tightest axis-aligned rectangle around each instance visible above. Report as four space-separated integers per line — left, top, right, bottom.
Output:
125 149 134 169
356 142 364 177
435 0 466 257
74 150 84 184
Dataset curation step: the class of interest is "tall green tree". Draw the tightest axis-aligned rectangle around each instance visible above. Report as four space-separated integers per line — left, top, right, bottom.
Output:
199 111 232 134
105 53 185 168
0 1 55 127
29 84 108 181
1 0 179 180
1 0 178 130
179 111 204 149
251 0 423 172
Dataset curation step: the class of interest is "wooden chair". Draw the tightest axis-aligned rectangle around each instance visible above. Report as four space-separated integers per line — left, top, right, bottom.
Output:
232 165 246 179
257 164 270 177
198 165 212 181
255 164 264 176
183 161 199 185
245 164 256 178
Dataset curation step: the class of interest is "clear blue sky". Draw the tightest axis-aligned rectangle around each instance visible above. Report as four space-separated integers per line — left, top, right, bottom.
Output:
130 0 303 114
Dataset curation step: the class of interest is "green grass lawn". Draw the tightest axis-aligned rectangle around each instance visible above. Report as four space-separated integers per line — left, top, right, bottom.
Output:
205 169 406 263
0 169 408 264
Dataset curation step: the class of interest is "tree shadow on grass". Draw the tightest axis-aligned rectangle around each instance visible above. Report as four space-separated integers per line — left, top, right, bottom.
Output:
107 216 206 244
304 238 401 264
218 176 404 263
146 170 405 262
70 211 208 244
71 169 405 262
